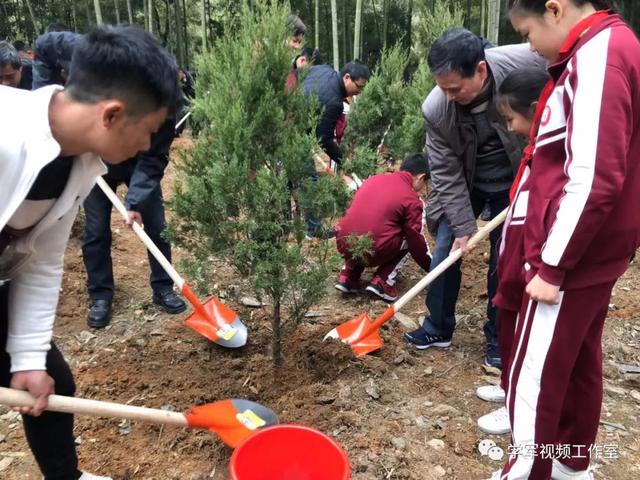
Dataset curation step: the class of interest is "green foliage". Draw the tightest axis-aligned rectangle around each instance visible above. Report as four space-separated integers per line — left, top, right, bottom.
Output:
341 146 380 179
385 61 434 157
343 233 373 263
170 0 348 364
343 43 410 162
413 0 466 60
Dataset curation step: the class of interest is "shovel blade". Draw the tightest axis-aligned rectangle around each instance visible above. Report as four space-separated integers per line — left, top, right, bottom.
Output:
323 313 384 357
185 399 278 448
185 296 247 348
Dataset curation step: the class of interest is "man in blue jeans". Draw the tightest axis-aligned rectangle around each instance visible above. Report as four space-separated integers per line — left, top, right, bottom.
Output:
404 28 545 368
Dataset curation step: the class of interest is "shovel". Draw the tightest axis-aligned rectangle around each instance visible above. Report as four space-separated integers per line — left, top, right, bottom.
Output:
324 208 508 357
0 387 277 448
95 177 247 348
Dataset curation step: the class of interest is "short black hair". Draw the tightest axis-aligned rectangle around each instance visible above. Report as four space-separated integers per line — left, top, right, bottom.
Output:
288 14 306 37
0 41 22 70
66 25 180 117
339 60 371 82
46 23 67 33
496 68 549 118
297 47 324 66
401 152 430 177
428 27 485 78
12 40 27 52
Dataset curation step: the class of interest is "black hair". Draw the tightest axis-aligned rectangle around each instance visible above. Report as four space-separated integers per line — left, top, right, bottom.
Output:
46 23 67 33
0 41 22 69
339 60 371 81
401 152 430 178
288 14 306 37
508 0 616 15
66 25 180 117
297 47 324 66
428 27 486 78
496 68 549 118
12 40 26 52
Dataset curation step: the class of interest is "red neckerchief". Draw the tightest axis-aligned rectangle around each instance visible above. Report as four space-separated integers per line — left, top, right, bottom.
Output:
508 10 611 202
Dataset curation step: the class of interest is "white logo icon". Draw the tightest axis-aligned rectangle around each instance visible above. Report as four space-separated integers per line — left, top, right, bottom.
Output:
479 439 504 461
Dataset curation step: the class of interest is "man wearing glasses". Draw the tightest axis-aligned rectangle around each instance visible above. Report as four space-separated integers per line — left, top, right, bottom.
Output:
303 60 370 170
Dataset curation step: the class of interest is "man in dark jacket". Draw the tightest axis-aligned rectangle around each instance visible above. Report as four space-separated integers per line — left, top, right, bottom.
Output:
0 41 32 89
32 31 80 88
335 153 431 302
404 28 546 368
82 116 186 327
31 30 187 327
303 60 370 167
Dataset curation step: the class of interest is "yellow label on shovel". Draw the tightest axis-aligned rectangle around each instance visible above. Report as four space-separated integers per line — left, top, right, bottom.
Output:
236 410 266 430
218 324 237 341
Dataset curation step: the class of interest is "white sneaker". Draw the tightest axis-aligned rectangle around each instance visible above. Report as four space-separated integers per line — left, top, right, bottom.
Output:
477 406 511 435
79 472 113 480
476 385 506 403
552 459 594 479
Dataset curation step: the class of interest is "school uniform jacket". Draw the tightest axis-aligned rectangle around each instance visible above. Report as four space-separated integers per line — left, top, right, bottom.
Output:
0 85 106 372
336 171 431 271
524 13 640 290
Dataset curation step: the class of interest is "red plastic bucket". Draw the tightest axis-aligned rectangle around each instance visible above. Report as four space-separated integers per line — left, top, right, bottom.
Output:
229 424 350 480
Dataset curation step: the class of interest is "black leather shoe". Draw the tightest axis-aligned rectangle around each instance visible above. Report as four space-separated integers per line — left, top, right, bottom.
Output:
87 299 112 328
153 290 187 314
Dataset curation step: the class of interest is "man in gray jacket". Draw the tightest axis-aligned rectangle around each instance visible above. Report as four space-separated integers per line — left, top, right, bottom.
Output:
405 29 545 369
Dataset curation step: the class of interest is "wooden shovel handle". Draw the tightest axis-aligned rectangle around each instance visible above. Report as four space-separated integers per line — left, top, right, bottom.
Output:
95 177 184 290
394 208 508 311
0 387 187 427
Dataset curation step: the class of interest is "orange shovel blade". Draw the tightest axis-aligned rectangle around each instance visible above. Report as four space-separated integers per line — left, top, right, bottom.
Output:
184 291 247 347
185 399 279 448
332 313 385 357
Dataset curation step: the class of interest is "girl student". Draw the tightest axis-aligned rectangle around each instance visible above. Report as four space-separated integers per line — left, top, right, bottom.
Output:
493 1 640 479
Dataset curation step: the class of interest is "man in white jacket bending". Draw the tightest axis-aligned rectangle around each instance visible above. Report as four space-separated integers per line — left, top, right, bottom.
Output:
0 25 179 480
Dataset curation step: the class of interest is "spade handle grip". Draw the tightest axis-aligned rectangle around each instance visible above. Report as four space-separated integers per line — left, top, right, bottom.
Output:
0 387 187 427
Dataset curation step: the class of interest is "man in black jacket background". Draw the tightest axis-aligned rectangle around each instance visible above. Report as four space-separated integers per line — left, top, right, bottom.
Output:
303 60 370 167
31 30 187 328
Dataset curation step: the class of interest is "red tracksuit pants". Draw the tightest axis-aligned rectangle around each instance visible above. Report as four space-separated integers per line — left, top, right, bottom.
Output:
499 280 615 479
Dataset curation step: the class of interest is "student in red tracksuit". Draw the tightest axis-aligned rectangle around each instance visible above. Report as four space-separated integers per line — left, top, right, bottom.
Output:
475 68 550 438
487 2 640 479
334 153 431 302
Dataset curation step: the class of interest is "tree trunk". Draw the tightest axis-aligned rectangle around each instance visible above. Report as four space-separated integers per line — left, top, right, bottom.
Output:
481 0 486 38
93 0 103 24
465 0 471 29
174 0 185 67
330 0 339 70
71 1 78 31
314 0 319 48
341 1 347 63
405 0 412 52
182 0 189 67
382 0 388 50
85 0 93 26
114 0 120 23
126 0 133 23
24 0 39 34
148 0 154 34
201 0 207 51
271 299 282 367
143 0 148 29
353 0 363 60
487 0 500 45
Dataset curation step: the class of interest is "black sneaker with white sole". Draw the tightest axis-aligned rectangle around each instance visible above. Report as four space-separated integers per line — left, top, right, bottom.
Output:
404 326 452 350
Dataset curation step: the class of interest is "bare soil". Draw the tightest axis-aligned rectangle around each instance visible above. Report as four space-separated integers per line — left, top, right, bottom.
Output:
1 137 639 479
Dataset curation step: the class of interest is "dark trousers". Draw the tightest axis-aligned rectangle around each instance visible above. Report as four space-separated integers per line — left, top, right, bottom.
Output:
82 169 173 301
0 281 80 480
422 188 509 357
